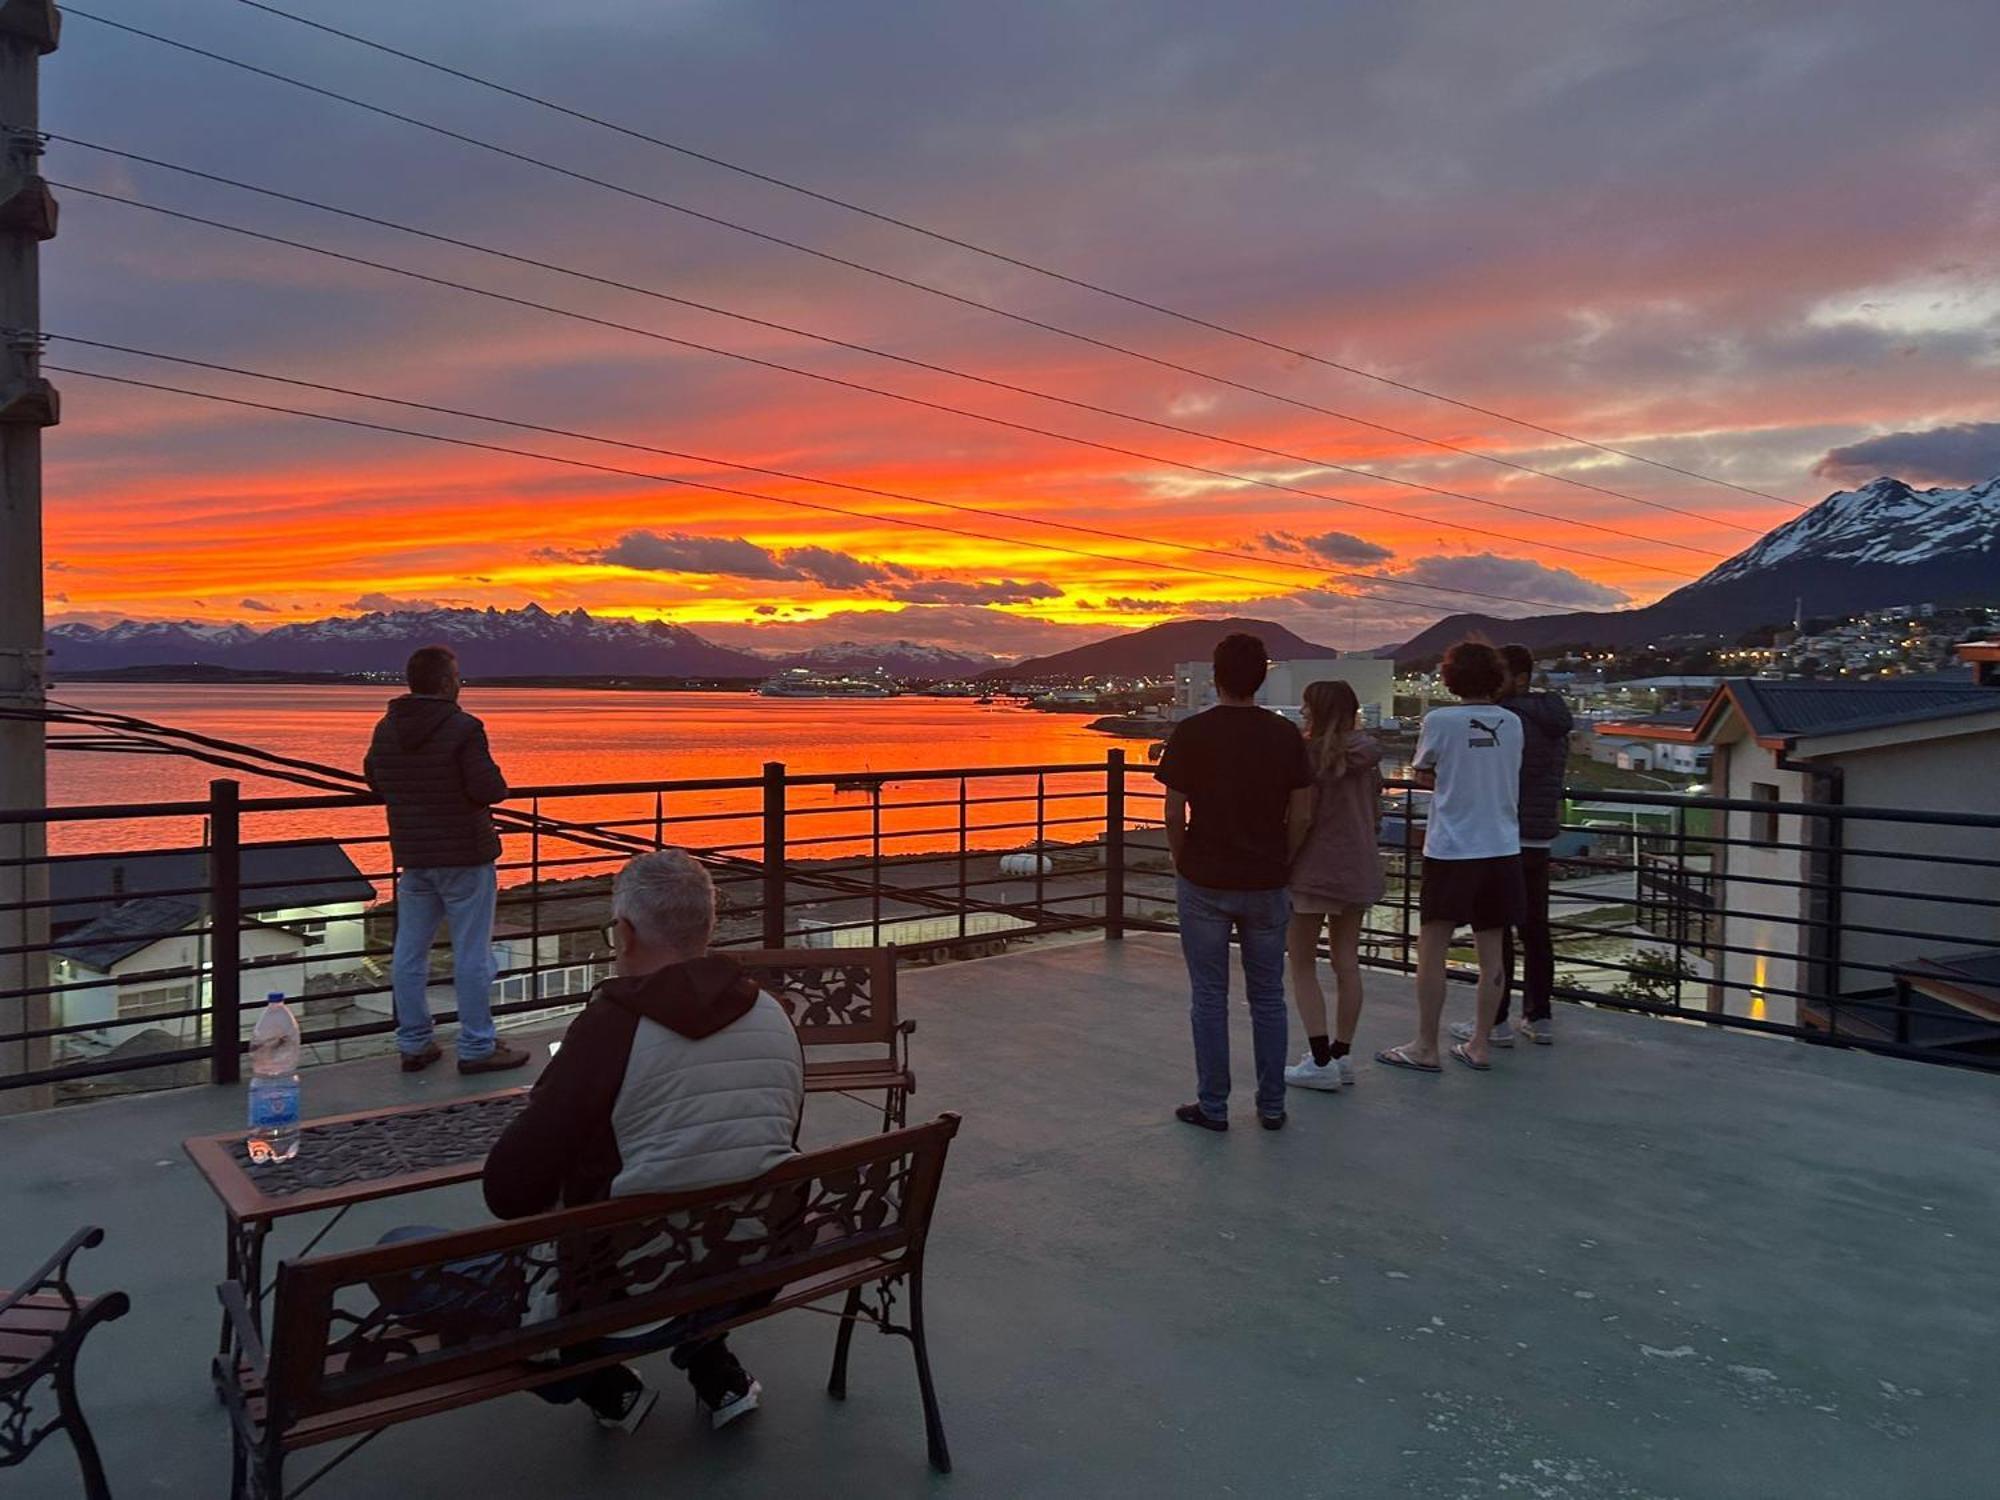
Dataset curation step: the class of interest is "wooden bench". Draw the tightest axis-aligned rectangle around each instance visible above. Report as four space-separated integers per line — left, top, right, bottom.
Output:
1 1226 132 1500
217 1113 961 1498
736 946 916 1130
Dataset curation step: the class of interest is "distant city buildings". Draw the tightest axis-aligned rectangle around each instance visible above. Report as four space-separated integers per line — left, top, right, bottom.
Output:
1173 656 1395 725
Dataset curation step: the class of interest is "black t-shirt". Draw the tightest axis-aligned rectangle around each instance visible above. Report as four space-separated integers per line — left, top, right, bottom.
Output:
1154 705 1314 890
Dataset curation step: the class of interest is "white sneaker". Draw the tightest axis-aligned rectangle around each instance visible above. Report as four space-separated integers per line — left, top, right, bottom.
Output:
706 1378 762 1431
1285 1053 1345 1091
1334 1056 1355 1086
594 1378 660 1433
1517 1017 1554 1045
1450 1021 1515 1048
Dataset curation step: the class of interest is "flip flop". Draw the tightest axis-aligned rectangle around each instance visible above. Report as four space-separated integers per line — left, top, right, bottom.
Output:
1375 1045 1441 1075
1450 1042 1491 1072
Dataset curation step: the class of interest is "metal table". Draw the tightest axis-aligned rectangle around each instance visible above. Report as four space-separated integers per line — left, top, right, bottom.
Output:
183 1088 530 1378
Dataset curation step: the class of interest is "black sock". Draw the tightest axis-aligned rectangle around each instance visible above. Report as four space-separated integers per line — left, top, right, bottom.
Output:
1329 1039 1352 1060
1309 1034 1333 1067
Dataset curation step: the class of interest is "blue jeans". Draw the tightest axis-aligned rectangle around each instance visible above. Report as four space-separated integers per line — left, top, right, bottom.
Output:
1176 877 1290 1121
391 864 499 1060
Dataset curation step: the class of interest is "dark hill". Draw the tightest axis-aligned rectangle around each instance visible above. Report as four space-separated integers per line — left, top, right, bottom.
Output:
985 617 1340 680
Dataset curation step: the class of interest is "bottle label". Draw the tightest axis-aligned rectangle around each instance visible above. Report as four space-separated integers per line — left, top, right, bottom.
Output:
249 1080 300 1130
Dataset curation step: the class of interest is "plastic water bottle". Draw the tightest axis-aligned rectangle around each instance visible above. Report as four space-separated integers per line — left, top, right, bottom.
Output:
246 992 302 1164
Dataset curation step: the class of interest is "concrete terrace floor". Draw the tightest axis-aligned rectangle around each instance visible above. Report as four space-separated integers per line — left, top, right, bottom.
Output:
3 936 1995 1500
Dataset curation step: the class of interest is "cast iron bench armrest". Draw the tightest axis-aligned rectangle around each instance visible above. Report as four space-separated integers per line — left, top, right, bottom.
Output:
0 1225 103 1319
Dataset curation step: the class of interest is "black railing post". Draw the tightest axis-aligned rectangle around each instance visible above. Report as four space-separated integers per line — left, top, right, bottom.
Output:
208 778 242 1085
956 776 968 943
1105 751 1126 941
529 797 542 1010
871 784 883 947
1034 772 1047 929
761 762 787 948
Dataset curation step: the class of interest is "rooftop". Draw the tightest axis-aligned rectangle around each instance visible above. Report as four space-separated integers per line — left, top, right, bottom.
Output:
1697 677 1999 746
49 841 375 931
3 937 1994 1498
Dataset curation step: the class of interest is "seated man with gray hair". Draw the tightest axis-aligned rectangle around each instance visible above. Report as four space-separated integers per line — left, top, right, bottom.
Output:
483 847 805 1432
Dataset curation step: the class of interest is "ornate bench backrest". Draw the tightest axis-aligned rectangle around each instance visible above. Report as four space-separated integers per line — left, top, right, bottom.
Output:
265 1113 959 1423
733 945 899 1047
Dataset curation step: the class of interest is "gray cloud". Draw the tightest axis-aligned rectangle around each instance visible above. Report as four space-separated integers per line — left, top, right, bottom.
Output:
595 533 801 580
583 530 1060 605
240 598 280 613
1385 555 1630 609
1261 530 1397 566
1812 422 2000 487
344 593 460 613
884 579 1062 605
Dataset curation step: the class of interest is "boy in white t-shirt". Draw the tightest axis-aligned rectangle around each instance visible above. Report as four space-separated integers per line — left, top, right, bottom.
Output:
1377 641 1525 1074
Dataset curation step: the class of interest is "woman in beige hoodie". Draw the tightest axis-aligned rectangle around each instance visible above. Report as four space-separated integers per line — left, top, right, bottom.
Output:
1283 681 1386 1090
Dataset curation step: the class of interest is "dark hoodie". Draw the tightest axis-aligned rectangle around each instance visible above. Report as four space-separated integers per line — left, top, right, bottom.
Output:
484 955 805 1220
1503 691 1575 844
363 694 508 868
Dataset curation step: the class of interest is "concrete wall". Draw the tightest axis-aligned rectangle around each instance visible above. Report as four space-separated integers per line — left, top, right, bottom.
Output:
1824 728 2000 1001
1713 739 1814 1027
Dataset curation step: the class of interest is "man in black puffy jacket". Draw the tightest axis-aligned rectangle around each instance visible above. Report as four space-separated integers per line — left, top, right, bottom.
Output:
364 646 528 1074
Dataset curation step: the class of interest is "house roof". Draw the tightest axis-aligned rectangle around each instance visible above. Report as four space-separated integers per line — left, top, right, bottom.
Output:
52 895 203 972
1693 678 2000 748
49 842 375 933
1592 711 1702 742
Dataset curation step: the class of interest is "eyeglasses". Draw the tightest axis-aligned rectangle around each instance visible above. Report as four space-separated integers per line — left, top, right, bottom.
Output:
601 921 620 951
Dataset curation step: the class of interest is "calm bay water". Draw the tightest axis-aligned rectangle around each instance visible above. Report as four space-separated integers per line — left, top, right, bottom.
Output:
46 684 1131 868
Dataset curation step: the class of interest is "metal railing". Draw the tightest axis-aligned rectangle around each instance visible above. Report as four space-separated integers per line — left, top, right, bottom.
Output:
4 752 1998 1101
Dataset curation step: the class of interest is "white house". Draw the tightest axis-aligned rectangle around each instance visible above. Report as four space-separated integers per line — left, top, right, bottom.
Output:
1589 716 1713 775
48 843 376 1061
1174 655 1395 726
1685 644 2000 1048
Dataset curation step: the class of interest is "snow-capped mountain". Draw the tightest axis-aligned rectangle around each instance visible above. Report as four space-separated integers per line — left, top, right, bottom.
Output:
48 604 770 677
1694 475 1999 588
1393 471 2000 659
772 640 995 678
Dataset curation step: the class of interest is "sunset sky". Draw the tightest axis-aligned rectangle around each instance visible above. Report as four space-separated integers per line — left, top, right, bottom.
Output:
40 0 2000 656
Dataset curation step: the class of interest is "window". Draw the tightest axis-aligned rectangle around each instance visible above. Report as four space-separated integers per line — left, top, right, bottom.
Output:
1749 783 1780 847
118 982 195 1021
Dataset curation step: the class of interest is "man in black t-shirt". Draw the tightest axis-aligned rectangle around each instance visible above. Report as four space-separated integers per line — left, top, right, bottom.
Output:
1155 633 1315 1131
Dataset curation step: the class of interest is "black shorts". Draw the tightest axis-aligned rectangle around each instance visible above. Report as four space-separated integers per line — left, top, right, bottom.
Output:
1420 855 1526 932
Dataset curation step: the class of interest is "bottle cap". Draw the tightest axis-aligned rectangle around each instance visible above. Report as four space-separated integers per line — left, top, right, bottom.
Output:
267 991 285 1002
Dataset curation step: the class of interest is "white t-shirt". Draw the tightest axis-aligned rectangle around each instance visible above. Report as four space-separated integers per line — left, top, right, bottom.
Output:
1414 704 1523 860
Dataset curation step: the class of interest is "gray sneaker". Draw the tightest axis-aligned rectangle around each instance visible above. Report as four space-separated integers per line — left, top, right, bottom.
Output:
1450 1021 1515 1048
1516 1017 1555 1045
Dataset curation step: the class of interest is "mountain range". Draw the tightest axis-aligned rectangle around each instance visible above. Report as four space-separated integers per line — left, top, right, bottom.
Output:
983 616 1340 680
45 606 996 680
1394 473 2000 662
45 472 1999 678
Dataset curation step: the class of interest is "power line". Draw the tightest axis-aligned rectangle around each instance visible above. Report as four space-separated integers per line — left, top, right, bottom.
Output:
52 180 1703 583
49 331 1618 613
42 136 1732 567
63 6 1794 528
47 361 1601 618
223 0 1816 516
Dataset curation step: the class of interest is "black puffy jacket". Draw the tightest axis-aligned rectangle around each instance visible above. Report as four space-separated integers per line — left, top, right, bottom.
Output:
1504 691 1574 844
363 696 507 869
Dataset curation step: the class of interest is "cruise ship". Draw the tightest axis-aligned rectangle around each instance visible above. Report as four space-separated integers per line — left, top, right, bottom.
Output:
756 667 900 698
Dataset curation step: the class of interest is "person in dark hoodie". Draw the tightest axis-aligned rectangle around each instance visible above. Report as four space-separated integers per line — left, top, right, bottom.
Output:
1454 643 1574 1048
364 645 527 1074
482 847 805 1433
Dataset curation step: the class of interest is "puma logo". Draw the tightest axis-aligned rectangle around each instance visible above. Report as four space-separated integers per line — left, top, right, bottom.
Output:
1468 716 1502 748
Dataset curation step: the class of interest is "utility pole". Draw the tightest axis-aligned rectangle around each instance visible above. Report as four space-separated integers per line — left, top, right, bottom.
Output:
0 0 58 1113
